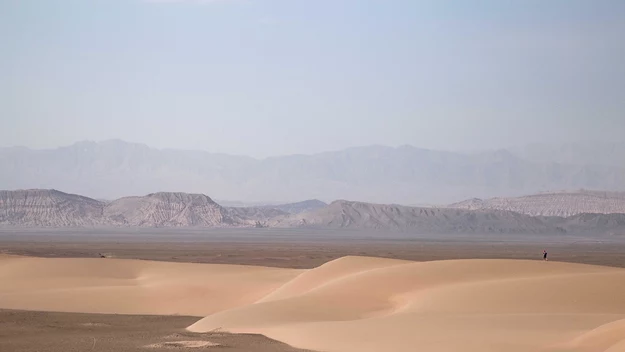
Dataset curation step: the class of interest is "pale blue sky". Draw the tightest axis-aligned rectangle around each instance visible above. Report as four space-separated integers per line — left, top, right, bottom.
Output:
1 0 624 157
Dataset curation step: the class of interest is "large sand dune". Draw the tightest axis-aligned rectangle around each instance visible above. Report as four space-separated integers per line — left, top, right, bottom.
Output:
1 255 625 352
0 255 301 316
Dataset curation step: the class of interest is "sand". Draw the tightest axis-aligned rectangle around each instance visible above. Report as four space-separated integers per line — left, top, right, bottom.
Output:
1 254 625 352
0 254 301 316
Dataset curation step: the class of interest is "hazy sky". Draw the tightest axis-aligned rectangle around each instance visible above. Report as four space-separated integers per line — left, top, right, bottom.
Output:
1 0 624 158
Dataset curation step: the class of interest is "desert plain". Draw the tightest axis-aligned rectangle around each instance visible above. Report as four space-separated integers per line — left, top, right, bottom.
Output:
1 229 625 352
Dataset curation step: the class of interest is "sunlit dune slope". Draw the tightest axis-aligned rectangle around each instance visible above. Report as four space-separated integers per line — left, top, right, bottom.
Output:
0 255 301 316
558 318 625 352
1 254 625 352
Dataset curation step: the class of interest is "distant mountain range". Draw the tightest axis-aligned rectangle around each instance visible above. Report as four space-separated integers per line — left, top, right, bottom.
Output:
510 142 625 167
258 199 328 214
268 200 556 234
2 140 625 204
1 189 624 235
218 199 327 214
449 190 625 217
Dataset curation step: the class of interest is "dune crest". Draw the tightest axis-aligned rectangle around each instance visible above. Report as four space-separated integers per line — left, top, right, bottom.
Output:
2 255 625 352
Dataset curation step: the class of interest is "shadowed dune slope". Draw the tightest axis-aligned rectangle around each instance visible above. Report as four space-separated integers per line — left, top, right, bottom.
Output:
1 255 625 352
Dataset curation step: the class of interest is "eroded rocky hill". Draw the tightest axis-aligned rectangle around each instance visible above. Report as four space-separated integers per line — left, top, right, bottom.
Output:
0 190 283 228
0 189 106 226
103 192 237 227
269 200 557 234
549 213 625 236
450 190 625 217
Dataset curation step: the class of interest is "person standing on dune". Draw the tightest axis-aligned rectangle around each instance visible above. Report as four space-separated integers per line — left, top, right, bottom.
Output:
543 250 548 261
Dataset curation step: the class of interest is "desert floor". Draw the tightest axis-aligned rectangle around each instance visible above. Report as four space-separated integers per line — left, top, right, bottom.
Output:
1 228 625 352
1 228 625 268
0 309 312 352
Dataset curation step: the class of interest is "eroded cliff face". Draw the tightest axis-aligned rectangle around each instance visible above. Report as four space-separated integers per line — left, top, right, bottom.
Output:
0 189 106 226
104 192 289 227
103 192 232 227
0 190 283 228
450 191 625 217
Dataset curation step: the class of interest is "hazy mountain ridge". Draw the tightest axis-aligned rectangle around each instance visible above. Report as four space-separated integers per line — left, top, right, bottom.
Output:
269 200 556 234
271 199 625 235
258 199 328 214
219 199 327 214
3 140 625 204
225 206 288 224
511 142 625 167
450 190 625 217
552 213 625 236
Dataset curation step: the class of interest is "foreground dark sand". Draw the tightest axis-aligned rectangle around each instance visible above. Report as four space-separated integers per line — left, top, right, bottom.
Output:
0 310 311 352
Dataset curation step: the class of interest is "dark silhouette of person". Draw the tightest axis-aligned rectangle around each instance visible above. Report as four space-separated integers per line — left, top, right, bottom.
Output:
543 250 548 261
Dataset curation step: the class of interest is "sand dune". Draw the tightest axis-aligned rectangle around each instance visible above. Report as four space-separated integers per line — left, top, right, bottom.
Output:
0 254 301 316
1 255 625 352
560 318 625 352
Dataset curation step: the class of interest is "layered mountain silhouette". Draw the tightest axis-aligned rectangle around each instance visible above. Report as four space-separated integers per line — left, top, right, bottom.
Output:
2 140 625 204
1 189 624 235
257 199 328 214
511 142 625 167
